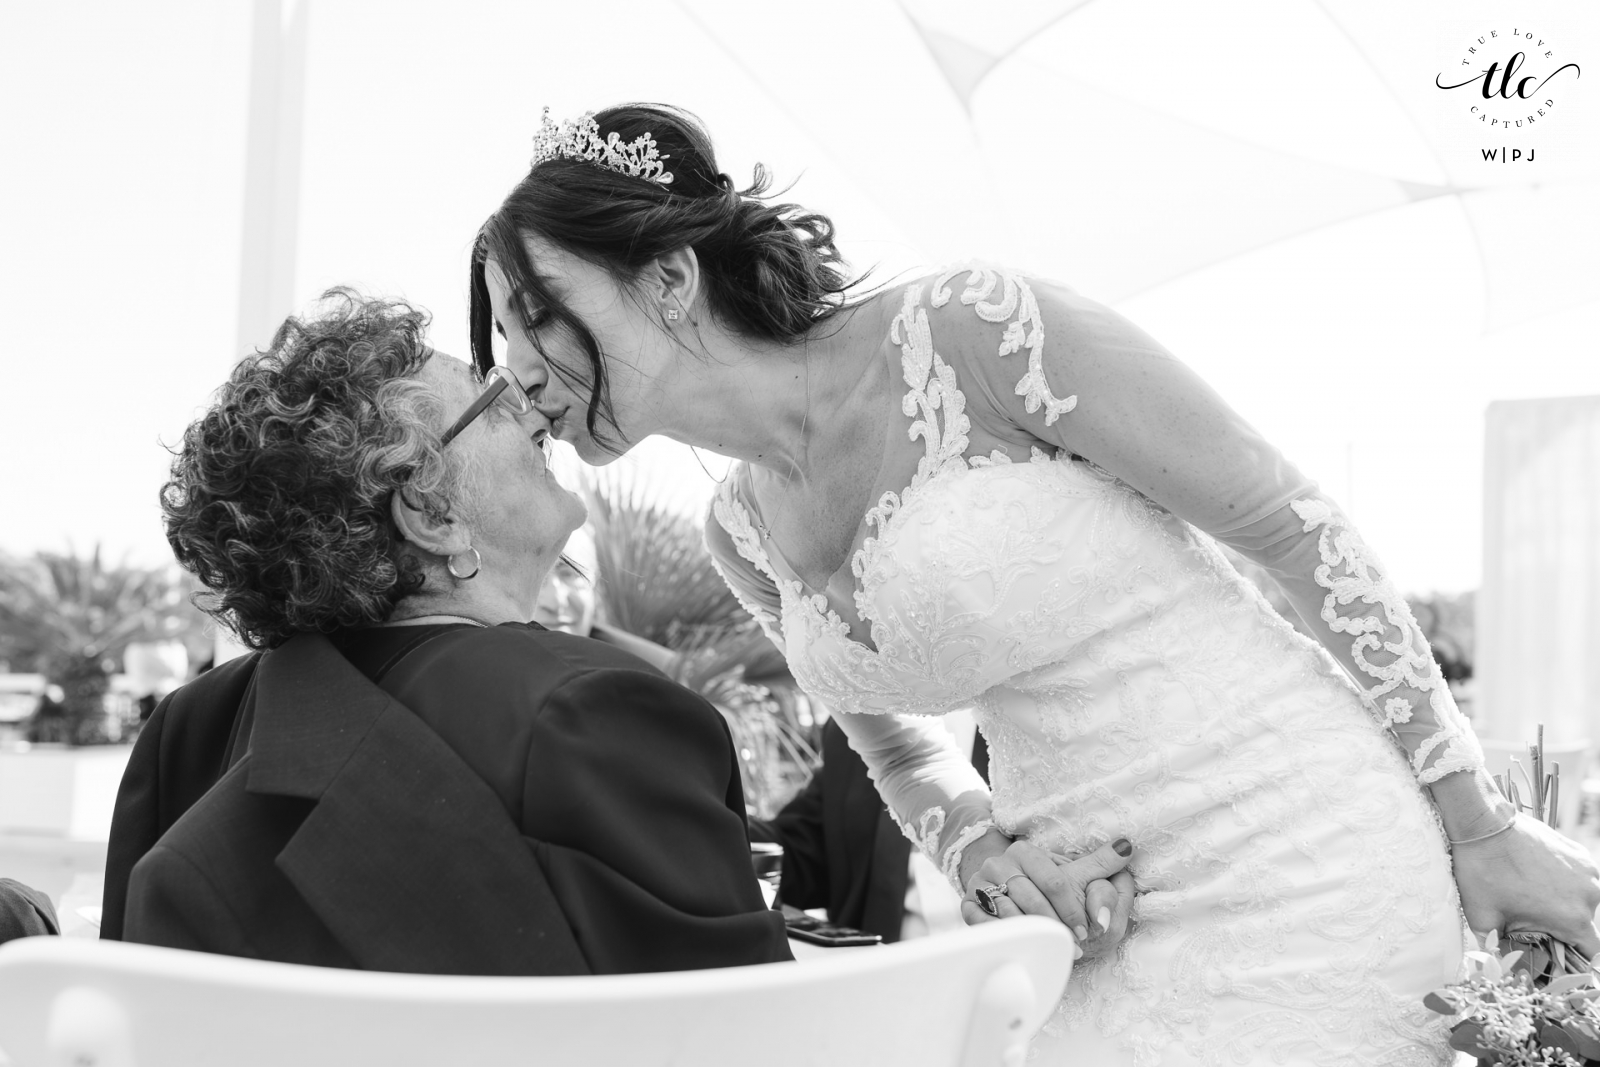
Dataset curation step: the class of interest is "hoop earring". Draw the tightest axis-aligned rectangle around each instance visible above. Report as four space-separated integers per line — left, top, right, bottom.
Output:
446 546 482 581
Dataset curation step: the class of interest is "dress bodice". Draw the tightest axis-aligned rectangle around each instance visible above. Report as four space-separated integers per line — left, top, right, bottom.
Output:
722 447 1164 717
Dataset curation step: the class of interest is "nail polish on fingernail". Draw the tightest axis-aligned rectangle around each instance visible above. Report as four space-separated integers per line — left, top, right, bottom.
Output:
1075 925 1088 942
1096 906 1111 932
1073 944 1084 960
1113 837 1132 857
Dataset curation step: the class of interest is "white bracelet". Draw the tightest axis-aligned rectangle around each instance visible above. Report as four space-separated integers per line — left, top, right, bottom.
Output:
1447 814 1518 847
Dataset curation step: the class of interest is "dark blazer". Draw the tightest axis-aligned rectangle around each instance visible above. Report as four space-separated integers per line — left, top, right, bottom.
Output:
749 718 989 942
0 878 58 941
101 650 262 942
111 625 790 974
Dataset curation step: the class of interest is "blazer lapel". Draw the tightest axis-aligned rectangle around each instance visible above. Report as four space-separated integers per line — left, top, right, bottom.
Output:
247 635 591 976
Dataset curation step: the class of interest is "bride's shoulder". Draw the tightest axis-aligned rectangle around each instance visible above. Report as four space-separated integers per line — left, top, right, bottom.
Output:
884 262 1083 334
879 263 1094 429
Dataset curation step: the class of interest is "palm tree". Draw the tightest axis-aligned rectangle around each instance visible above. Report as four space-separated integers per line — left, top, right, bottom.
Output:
581 469 819 816
0 546 204 744
581 469 750 648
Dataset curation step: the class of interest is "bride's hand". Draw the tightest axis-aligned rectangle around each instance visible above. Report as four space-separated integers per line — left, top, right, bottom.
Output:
960 838 1135 952
1450 813 1600 955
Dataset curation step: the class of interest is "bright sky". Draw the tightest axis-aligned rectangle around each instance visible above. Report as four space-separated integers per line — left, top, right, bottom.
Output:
1 0 1595 595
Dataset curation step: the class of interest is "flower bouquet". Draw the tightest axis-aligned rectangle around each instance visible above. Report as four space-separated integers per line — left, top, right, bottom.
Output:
1426 931 1600 1065
1424 725 1600 1065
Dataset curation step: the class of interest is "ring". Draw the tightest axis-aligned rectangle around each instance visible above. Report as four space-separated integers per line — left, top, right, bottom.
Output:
975 882 1011 917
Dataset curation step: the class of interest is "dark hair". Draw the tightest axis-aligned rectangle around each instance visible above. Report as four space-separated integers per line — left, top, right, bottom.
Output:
161 291 467 649
470 103 855 449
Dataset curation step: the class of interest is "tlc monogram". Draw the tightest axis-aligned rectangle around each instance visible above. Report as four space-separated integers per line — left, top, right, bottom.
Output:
1435 27 1582 161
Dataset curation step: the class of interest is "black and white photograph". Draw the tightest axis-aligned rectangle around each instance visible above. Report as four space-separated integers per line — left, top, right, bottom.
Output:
0 1 1596 1063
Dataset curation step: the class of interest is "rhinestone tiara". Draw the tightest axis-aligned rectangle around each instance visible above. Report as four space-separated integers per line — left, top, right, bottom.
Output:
530 107 674 186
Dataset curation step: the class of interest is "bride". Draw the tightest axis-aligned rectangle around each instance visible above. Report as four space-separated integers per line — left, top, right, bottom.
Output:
470 104 1600 1064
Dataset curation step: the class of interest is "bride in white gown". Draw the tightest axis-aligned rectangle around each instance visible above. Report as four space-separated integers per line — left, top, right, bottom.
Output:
472 104 1600 1065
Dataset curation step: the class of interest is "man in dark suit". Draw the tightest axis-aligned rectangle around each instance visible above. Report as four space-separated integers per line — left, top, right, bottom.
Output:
750 714 988 942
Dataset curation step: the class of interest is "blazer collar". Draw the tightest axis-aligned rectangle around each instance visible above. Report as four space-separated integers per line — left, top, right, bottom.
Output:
245 633 395 800
241 631 591 975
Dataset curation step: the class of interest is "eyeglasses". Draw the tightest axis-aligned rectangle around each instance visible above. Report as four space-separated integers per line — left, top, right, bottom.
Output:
440 365 533 447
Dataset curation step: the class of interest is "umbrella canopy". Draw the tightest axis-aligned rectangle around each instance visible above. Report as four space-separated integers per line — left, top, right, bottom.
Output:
2 0 1594 594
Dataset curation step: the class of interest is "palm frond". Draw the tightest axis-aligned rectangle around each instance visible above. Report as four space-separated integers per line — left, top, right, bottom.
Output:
581 468 749 646
0 544 207 684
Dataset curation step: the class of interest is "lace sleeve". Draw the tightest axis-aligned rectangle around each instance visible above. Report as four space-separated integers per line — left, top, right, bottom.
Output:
1216 494 1483 782
951 266 1485 786
703 483 785 652
831 709 996 890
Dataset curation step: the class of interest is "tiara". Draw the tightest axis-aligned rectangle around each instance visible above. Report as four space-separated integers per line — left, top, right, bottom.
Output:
530 108 674 186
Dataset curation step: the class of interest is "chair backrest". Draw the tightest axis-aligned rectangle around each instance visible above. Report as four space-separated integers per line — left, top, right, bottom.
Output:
0 918 1072 1067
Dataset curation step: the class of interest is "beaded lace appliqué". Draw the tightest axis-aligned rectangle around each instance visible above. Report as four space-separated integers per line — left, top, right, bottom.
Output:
850 280 975 627
1289 498 1484 783
932 264 1077 425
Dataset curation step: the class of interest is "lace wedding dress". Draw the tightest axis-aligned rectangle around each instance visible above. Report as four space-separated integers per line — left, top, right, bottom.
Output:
707 266 1479 1066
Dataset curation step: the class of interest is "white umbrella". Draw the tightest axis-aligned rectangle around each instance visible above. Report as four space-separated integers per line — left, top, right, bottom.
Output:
7 0 1594 593
707 0 1600 325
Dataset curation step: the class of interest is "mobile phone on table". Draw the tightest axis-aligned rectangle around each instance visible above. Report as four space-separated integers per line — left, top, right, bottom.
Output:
781 904 882 947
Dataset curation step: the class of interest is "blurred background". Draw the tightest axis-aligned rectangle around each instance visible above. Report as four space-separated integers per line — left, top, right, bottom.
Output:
0 1 1595 911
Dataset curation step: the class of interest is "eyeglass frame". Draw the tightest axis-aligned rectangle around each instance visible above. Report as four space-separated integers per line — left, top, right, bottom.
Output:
439 365 534 447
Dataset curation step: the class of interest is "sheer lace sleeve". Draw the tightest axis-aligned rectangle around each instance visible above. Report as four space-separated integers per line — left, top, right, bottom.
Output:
703 476 784 652
704 466 999 887
946 265 1484 786
831 710 996 889
1214 495 1483 782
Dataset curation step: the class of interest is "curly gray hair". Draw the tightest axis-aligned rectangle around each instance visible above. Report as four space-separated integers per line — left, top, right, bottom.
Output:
161 290 476 648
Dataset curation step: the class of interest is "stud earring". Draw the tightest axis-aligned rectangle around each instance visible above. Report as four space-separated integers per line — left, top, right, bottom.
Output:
666 308 681 321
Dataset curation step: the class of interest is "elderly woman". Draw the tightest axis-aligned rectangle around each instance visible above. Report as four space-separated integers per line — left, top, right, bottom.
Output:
102 292 789 974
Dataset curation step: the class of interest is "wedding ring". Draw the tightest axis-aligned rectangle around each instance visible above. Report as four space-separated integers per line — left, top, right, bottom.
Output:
975 882 1011 917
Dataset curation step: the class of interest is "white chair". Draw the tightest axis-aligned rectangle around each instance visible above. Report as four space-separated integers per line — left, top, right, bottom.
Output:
0 918 1073 1067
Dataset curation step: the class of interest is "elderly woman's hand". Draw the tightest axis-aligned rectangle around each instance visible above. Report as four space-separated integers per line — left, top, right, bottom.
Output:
960 838 1136 957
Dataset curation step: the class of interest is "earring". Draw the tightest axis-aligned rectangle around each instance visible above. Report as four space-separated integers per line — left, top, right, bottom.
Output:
666 308 681 321
446 546 482 581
